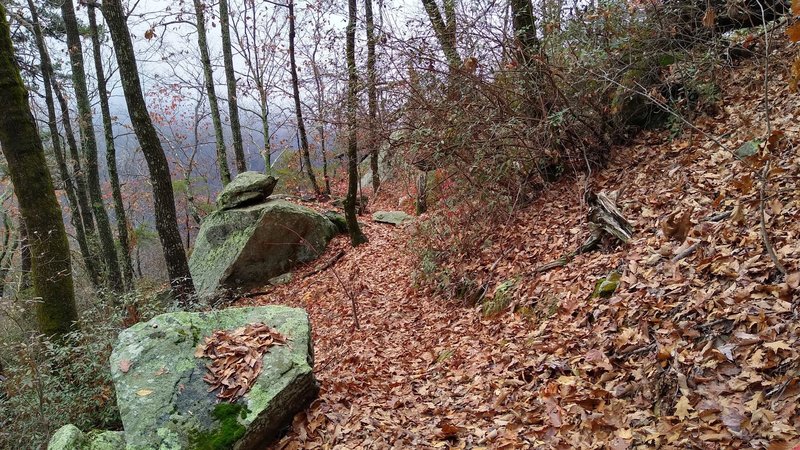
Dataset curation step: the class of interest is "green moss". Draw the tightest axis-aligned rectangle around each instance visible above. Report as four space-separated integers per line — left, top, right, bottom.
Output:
481 279 518 317
189 403 249 450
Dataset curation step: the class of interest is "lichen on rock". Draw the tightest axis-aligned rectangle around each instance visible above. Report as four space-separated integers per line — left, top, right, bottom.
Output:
109 306 318 450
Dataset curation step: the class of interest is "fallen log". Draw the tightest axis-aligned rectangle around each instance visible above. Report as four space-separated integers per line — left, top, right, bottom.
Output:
535 191 633 273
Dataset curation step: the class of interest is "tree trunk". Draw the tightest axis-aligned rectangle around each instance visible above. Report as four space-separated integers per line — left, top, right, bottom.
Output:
25 0 101 287
288 0 321 195
345 0 367 246
319 122 331 195
260 96 271 173
88 4 135 289
0 4 78 336
219 0 247 174
310 59 330 195
416 171 428 214
102 0 196 304
18 219 31 291
365 0 380 193
509 0 551 119
51 75 95 239
60 0 123 292
421 0 462 68
193 0 232 185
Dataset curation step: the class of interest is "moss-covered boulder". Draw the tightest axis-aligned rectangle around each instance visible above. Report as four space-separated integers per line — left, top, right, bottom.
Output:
47 424 125 450
189 199 336 296
216 172 278 210
109 306 318 450
321 210 348 234
372 210 413 226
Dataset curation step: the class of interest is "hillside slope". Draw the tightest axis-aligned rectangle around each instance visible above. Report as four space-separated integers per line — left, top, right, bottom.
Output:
243 37 800 449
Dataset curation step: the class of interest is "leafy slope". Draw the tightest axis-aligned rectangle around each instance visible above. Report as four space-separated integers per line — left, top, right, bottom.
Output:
243 40 800 449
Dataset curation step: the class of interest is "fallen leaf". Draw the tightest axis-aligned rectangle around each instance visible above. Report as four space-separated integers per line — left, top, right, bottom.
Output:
675 395 693 421
118 359 132 373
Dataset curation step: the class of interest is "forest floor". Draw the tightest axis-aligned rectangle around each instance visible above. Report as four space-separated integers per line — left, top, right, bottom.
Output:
240 39 800 449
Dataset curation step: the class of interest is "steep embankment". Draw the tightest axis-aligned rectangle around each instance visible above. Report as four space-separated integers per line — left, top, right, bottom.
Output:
243 39 800 449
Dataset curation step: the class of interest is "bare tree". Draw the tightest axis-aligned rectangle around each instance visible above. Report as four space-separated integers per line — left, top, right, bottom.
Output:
21 0 101 287
288 0 321 195
60 0 123 291
193 0 233 185
219 0 248 173
345 0 367 246
102 0 196 303
0 2 78 336
366 0 380 193
87 2 136 288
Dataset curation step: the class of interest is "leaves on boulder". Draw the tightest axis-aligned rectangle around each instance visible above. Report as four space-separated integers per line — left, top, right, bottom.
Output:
196 322 287 401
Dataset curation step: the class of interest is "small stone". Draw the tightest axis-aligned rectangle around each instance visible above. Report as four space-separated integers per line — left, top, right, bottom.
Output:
735 141 759 159
268 272 293 286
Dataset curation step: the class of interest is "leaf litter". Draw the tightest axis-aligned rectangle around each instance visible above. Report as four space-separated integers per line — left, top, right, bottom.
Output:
240 35 800 449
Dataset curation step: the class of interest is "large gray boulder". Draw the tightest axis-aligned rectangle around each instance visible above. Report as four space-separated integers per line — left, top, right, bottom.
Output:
216 172 278 210
372 210 414 226
189 199 336 296
109 306 317 450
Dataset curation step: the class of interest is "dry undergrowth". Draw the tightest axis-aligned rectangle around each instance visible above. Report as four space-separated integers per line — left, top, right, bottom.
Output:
240 38 800 449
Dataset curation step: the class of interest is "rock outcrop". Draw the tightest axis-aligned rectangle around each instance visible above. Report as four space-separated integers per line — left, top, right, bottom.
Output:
191 177 337 296
190 200 336 296
216 172 278 210
107 306 317 450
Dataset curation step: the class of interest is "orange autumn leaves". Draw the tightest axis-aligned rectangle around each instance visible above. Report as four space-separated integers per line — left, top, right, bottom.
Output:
195 322 287 401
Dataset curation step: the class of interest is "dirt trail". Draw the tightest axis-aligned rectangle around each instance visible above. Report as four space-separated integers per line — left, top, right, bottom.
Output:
242 223 539 447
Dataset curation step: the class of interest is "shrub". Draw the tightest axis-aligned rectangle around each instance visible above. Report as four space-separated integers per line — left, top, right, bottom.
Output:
0 289 168 449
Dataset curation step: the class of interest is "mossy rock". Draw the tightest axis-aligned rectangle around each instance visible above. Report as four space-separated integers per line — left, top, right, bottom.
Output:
321 210 348 234
372 210 413 226
109 306 318 450
592 271 621 298
189 199 336 297
216 172 278 210
47 424 125 450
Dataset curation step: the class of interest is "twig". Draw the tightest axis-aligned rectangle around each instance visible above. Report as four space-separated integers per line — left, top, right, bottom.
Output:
759 159 787 276
671 241 703 263
304 250 345 278
535 230 601 273
614 343 656 359
705 210 733 222
696 317 733 330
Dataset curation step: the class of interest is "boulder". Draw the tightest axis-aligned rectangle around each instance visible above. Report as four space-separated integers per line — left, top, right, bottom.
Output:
321 210 348 234
216 172 278 210
189 199 337 296
48 424 125 450
372 210 413 226
109 306 317 450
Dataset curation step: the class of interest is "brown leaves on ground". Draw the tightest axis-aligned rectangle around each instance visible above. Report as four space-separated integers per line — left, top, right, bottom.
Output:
196 322 287 401
238 36 800 449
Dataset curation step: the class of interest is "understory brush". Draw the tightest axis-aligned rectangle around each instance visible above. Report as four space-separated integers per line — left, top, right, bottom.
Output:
398 0 787 314
0 288 168 449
